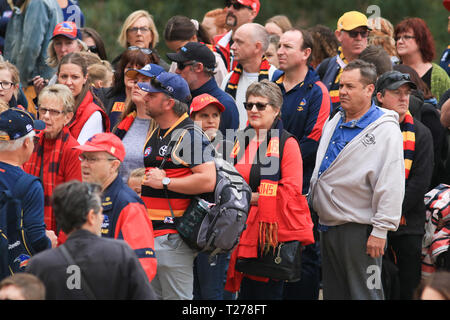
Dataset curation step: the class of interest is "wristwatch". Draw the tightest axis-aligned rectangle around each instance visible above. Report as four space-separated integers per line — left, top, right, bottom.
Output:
162 177 171 190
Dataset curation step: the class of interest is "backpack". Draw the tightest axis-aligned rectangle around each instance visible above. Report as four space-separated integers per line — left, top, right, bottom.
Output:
0 174 39 281
160 125 252 258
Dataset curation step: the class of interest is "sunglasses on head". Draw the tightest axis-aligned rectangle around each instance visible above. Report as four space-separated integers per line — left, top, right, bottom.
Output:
128 46 153 55
345 29 369 38
243 102 270 111
150 77 174 97
225 0 252 10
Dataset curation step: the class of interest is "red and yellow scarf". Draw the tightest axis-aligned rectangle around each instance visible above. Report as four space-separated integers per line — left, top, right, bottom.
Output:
225 56 270 99
113 111 136 140
400 111 415 225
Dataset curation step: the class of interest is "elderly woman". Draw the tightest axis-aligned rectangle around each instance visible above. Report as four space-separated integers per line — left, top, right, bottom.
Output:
23 84 82 240
113 64 161 182
394 17 450 101
112 10 169 71
225 80 314 300
56 52 110 144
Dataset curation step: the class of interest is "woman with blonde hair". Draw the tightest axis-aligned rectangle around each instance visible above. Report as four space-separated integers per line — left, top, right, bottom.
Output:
112 10 169 71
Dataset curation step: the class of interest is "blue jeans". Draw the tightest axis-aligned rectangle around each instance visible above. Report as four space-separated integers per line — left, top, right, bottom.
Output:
193 251 234 300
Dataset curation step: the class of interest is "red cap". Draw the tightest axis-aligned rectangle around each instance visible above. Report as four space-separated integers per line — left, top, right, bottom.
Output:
190 94 225 114
444 0 450 11
237 0 260 14
52 21 80 40
73 133 126 162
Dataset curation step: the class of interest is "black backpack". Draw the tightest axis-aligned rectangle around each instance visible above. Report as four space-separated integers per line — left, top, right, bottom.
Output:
0 174 39 281
160 125 252 258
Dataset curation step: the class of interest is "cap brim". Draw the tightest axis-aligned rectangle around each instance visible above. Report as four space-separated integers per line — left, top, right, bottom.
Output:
51 33 77 41
166 52 189 63
137 82 165 94
34 120 46 131
385 80 417 91
73 144 108 153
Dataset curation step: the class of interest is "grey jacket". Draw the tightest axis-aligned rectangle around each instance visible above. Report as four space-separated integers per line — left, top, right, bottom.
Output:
4 0 62 85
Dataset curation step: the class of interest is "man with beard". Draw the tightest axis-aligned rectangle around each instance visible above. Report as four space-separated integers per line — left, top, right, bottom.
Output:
214 0 260 72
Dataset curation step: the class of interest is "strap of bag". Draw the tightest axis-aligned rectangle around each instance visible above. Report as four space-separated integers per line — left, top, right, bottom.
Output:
59 244 97 300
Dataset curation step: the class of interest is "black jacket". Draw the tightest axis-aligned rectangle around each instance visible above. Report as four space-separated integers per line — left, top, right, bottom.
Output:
26 229 156 300
390 118 434 237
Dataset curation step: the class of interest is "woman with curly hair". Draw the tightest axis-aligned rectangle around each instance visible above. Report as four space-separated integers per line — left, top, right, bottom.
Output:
395 17 450 101
308 25 339 69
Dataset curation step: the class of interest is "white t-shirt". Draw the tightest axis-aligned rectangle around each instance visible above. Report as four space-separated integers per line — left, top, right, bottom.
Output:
221 65 278 130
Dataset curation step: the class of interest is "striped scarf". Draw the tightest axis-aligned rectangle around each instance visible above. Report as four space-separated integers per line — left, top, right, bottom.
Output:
231 119 284 253
225 56 270 99
24 126 70 232
113 111 136 140
400 111 415 225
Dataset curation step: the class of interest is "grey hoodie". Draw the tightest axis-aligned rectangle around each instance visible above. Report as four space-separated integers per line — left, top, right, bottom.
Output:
309 108 405 239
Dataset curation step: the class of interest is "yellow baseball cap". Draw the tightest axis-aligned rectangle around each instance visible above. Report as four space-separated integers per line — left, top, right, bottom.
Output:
337 11 370 31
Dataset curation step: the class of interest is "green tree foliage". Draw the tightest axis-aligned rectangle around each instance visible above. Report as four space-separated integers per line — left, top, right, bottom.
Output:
79 0 449 64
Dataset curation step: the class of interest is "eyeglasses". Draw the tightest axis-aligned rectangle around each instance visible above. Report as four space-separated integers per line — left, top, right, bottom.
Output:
177 61 196 70
225 0 252 10
78 154 117 163
394 35 416 42
0 81 15 90
127 26 150 34
88 45 98 54
243 102 270 111
38 107 65 117
345 30 369 39
128 46 153 55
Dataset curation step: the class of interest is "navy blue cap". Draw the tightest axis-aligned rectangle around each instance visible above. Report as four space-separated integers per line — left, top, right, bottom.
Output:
0 108 45 141
137 72 191 103
126 63 165 79
166 42 216 70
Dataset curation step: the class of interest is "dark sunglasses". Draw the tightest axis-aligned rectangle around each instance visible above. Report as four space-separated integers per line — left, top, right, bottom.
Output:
243 102 270 111
345 30 369 39
128 46 153 55
225 0 252 10
177 61 196 70
88 45 98 54
150 77 174 97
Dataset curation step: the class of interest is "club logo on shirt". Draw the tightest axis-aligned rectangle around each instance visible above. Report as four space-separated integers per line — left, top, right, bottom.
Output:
144 146 152 157
361 133 376 147
101 215 110 235
297 98 307 112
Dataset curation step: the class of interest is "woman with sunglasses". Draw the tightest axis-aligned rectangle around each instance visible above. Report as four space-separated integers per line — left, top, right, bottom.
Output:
56 52 110 144
81 27 108 61
112 10 169 72
225 80 315 300
164 15 228 86
23 84 82 244
394 17 450 102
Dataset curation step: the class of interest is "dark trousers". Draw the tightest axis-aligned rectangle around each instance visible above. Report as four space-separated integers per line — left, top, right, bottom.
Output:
388 234 423 300
283 242 321 300
238 277 284 300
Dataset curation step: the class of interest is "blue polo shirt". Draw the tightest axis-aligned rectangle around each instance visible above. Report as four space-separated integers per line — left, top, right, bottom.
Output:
318 103 384 177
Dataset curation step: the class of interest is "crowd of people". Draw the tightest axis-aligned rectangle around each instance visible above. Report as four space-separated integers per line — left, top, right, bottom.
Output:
0 0 449 301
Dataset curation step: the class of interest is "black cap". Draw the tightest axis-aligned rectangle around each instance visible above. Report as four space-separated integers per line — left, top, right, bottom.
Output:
166 42 216 70
0 108 45 141
375 71 417 93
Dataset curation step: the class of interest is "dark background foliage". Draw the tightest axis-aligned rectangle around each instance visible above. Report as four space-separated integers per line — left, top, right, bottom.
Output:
78 0 449 64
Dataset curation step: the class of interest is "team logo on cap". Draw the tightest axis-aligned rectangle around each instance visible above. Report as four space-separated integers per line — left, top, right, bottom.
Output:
142 64 152 71
181 46 188 52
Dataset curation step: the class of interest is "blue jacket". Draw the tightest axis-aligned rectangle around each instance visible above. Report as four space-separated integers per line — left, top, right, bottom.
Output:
4 0 63 85
273 67 331 193
101 175 156 282
191 77 239 139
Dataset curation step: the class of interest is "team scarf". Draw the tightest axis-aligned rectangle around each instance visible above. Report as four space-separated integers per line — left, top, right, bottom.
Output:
334 46 349 84
225 56 270 99
113 111 136 140
231 118 284 253
400 111 416 225
24 126 70 231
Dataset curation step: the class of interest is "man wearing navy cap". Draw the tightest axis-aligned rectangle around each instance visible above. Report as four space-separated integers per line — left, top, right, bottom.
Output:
138 72 216 300
167 42 239 138
0 108 56 281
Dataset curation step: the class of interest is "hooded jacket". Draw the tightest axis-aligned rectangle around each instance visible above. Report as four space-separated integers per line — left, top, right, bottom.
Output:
309 108 405 239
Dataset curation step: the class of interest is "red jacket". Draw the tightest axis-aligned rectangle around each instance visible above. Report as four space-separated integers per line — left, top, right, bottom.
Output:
69 90 110 140
213 30 237 72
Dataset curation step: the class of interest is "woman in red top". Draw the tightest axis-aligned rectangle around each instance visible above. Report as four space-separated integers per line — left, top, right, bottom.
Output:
57 52 110 144
23 84 82 243
226 80 314 300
